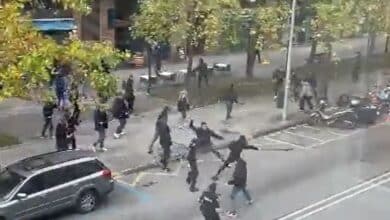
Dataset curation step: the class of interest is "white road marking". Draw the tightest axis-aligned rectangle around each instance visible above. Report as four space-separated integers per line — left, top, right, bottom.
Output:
277 170 390 220
264 136 307 150
283 130 325 142
308 129 363 149
295 176 390 220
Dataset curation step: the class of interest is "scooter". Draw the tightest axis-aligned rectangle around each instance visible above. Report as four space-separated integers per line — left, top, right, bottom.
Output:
309 99 358 129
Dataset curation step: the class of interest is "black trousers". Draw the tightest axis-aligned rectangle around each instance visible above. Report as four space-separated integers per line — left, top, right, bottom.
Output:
198 75 209 88
160 145 171 169
216 154 237 176
226 102 233 119
67 135 76 150
201 210 220 220
116 118 127 134
180 110 187 119
41 117 53 137
187 160 199 189
299 96 314 110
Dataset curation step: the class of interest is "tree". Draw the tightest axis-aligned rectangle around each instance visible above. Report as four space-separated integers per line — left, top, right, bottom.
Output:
0 0 126 102
240 2 289 77
132 0 239 86
308 0 358 62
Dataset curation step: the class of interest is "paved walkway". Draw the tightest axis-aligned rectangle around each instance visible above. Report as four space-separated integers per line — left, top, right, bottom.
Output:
0 96 306 174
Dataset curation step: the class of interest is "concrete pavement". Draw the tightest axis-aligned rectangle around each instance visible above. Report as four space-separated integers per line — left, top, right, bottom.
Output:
53 118 390 220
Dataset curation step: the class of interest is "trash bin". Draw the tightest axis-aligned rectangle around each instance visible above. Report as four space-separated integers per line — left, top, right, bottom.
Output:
276 90 285 109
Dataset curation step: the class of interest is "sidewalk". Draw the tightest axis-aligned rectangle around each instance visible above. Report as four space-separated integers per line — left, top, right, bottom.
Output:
0 96 307 174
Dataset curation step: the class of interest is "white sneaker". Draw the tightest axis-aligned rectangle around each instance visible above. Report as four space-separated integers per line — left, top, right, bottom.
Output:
120 131 126 136
113 133 120 139
91 146 96 153
247 200 254 205
100 147 108 152
227 211 237 218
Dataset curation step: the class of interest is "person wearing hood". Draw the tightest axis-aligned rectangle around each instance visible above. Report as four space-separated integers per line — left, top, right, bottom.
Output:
55 117 68 151
199 183 221 220
213 135 259 180
93 104 109 152
189 120 225 162
156 113 172 172
111 92 129 139
222 84 238 120
186 138 199 192
299 78 314 111
227 157 253 217
148 106 169 153
123 74 135 112
177 89 190 119
41 98 57 138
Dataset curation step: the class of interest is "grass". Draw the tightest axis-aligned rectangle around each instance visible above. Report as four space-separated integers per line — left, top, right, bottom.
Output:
0 133 21 148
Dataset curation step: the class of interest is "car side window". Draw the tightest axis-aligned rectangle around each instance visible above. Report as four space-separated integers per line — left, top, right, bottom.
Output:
68 160 103 181
18 175 45 195
42 167 69 189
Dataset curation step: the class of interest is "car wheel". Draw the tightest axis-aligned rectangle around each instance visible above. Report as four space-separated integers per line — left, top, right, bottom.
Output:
77 190 98 214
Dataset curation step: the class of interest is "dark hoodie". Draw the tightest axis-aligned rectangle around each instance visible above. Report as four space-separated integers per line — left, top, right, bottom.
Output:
199 183 219 213
230 158 247 187
42 102 57 118
189 121 223 146
112 96 129 119
228 135 258 160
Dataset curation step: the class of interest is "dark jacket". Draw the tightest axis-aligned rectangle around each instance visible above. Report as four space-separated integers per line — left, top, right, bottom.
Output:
272 69 285 85
94 109 108 130
55 122 68 150
187 141 197 162
112 97 129 119
199 190 219 213
228 138 258 159
177 97 190 112
157 120 172 147
229 159 247 187
189 121 223 146
223 88 238 103
42 102 57 118
194 62 208 76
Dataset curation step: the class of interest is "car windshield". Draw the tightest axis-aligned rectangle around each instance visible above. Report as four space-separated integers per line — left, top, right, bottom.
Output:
0 168 25 200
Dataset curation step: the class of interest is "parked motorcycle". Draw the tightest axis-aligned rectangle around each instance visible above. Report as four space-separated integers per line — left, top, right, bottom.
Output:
309 99 358 129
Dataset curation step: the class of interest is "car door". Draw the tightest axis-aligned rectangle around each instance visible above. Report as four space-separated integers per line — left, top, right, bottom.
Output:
11 174 48 219
40 167 75 212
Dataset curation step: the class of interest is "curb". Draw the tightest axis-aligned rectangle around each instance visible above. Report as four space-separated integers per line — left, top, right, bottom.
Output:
115 116 310 177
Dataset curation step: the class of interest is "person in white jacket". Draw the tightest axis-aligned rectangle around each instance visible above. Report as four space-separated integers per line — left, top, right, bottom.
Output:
299 79 314 111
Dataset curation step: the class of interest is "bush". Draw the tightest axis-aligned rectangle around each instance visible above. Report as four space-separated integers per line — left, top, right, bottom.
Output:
0 134 21 148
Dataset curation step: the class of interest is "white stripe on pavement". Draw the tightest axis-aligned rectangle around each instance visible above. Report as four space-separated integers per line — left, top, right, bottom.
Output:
277 170 390 220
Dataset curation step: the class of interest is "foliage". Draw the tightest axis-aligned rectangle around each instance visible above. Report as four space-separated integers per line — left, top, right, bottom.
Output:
0 1 126 101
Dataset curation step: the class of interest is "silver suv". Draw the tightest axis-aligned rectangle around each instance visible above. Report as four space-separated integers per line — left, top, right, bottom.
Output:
0 150 114 220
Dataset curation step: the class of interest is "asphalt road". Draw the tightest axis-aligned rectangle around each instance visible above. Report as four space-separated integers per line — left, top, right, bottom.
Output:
51 120 390 220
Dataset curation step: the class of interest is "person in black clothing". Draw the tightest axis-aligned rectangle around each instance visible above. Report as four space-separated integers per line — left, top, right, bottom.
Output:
189 120 224 162
156 115 172 171
199 183 221 220
55 117 68 151
148 106 169 153
93 105 109 152
255 48 262 64
194 58 209 88
186 138 199 192
123 75 135 112
112 93 129 139
41 100 57 138
352 51 361 82
222 84 238 120
66 102 80 150
227 158 253 217
272 67 285 99
154 44 162 76
213 135 258 180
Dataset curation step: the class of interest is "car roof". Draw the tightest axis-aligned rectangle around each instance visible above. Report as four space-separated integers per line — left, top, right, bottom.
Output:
7 150 96 177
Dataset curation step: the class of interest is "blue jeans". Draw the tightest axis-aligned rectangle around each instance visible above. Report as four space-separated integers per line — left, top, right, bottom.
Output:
230 185 252 201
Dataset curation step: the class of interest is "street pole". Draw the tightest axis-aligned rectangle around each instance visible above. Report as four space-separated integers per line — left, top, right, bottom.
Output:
282 0 297 121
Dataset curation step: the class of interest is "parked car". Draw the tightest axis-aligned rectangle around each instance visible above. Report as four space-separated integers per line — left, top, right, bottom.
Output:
0 150 114 220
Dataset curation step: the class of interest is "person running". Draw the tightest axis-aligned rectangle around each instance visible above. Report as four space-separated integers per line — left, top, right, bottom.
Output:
227 158 253 218
212 135 258 180
186 138 199 192
148 106 169 153
177 89 190 119
55 117 68 151
41 98 57 138
199 183 221 220
189 120 225 162
222 84 238 120
112 93 129 139
93 104 109 152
